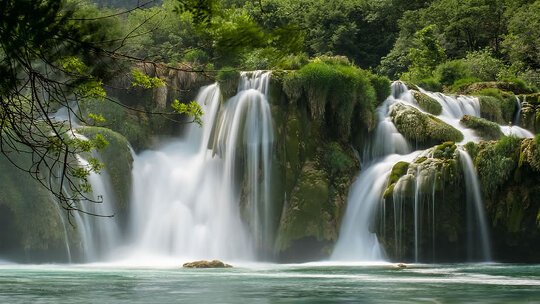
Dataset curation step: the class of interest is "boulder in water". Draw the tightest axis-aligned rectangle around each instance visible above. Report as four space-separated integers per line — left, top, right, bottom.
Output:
182 260 232 268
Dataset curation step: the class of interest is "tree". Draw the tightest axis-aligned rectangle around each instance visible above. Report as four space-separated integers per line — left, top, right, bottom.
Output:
0 0 202 218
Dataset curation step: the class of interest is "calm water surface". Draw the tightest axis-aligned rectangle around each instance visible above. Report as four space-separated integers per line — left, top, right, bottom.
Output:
0 263 538 303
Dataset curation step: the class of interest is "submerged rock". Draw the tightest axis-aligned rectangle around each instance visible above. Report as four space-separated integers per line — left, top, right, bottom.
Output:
182 260 232 268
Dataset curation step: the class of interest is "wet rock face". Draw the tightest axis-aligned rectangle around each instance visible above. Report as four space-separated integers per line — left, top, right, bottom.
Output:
471 138 540 262
376 148 468 262
182 260 232 268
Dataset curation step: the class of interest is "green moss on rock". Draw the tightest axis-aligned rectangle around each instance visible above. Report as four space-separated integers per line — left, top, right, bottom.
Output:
476 89 517 124
390 103 464 146
412 90 442 115
383 161 410 198
276 162 333 252
282 60 377 141
460 115 504 140
77 127 133 210
216 67 240 100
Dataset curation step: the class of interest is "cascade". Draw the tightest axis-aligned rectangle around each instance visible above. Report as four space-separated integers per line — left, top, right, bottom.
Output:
127 71 273 261
72 155 121 261
458 149 492 261
333 82 532 262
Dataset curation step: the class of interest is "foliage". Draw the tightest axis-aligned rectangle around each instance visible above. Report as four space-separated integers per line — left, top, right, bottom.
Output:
401 25 446 84
171 100 204 126
131 69 165 89
435 60 471 87
503 1 540 71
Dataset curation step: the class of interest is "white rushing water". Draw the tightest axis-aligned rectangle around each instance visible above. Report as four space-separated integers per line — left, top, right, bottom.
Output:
124 71 273 261
72 155 121 261
333 82 531 262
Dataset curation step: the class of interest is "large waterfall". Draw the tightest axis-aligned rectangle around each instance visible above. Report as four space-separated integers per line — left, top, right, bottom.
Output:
123 71 273 262
56 76 533 264
332 82 533 262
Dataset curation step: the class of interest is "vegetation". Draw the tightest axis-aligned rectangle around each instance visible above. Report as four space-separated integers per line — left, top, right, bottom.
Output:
460 115 504 140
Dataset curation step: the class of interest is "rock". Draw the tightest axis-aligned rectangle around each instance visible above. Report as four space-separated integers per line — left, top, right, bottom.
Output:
396 263 407 268
460 115 503 140
412 90 442 115
182 260 232 268
390 103 464 146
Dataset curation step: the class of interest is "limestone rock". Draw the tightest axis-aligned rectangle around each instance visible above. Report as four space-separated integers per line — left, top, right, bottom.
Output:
182 260 232 268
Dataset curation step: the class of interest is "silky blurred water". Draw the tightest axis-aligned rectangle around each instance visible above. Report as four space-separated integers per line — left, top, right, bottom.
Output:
0 263 538 303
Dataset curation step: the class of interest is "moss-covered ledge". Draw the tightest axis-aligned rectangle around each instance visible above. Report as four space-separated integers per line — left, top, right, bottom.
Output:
390 103 464 147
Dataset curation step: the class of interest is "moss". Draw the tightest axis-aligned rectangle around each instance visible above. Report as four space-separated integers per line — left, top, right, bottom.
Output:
77 127 133 210
519 136 540 172
460 115 504 140
0 153 69 259
475 136 521 194
433 141 457 159
276 162 332 252
460 81 533 95
474 89 517 124
368 73 391 106
412 90 442 115
478 96 505 123
282 60 377 141
216 67 240 99
323 142 357 178
390 103 464 146
383 161 410 198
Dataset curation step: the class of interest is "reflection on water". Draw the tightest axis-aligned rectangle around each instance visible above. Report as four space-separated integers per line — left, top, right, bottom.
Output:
0 264 538 303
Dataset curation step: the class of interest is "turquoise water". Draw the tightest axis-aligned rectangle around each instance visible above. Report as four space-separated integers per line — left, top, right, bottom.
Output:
0 263 538 303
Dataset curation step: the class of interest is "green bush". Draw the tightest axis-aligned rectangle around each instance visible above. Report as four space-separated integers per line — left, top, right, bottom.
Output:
275 53 309 70
435 60 471 87
450 77 482 92
417 77 442 92
464 50 507 81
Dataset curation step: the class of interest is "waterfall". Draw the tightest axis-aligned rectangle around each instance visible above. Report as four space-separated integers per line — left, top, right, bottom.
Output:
214 71 274 256
127 71 274 261
458 149 492 261
72 155 121 261
333 82 530 262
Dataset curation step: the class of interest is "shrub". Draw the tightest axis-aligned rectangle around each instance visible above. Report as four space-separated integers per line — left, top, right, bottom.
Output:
435 60 471 87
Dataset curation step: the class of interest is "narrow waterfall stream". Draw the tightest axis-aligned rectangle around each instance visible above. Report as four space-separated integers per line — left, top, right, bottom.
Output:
332 82 533 262
125 71 273 262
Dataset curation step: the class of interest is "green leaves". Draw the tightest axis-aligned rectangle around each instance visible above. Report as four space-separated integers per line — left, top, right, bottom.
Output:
171 100 204 126
131 69 165 89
